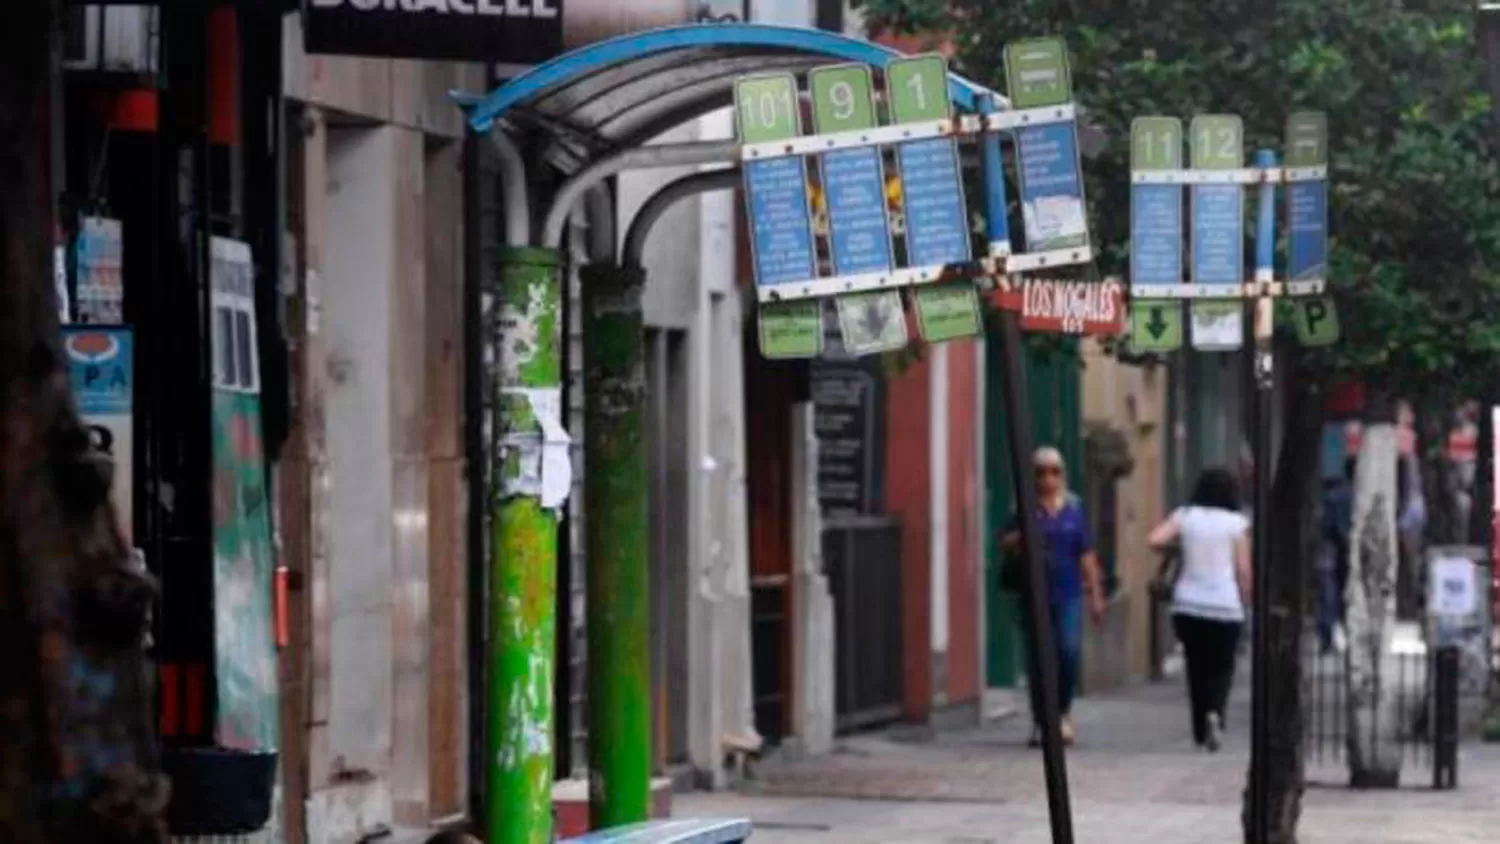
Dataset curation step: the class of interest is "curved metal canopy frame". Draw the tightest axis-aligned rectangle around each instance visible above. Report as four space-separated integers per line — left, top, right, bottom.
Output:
457 23 1000 139
454 23 1007 248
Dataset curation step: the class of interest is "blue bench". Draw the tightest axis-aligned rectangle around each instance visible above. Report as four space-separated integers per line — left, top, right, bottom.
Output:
561 818 752 844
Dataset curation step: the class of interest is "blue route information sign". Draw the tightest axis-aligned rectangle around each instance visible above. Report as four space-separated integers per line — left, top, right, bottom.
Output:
823 146 894 275
898 138 971 267
745 156 817 286
1015 123 1088 252
1132 185 1182 284
1191 185 1242 285
1130 117 1184 287
1286 111 1328 282
1287 180 1326 280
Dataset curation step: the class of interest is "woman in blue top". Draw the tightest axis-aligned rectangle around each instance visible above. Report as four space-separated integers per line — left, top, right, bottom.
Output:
1002 446 1106 746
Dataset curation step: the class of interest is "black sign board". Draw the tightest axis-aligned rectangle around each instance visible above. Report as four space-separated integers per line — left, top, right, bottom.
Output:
811 359 885 519
304 0 565 64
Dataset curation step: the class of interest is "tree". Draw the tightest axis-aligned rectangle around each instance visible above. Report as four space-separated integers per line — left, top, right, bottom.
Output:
857 0 1500 839
0 2 165 842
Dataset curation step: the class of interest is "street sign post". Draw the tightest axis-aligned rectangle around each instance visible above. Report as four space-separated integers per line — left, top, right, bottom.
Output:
729 38 1116 844
811 63 909 355
811 64 893 277
1285 111 1337 344
1129 116 1185 352
1122 115 1335 844
888 55 979 342
1005 38 1088 254
1189 115 1245 350
737 73 823 358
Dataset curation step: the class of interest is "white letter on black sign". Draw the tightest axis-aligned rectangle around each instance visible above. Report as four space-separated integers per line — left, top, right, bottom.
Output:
506 0 529 16
477 0 504 15
311 0 343 7
450 0 474 11
534 0 558 18
351 0 380 10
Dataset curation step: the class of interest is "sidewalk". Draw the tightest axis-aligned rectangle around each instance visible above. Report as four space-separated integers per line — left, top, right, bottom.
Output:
675 673 1500 843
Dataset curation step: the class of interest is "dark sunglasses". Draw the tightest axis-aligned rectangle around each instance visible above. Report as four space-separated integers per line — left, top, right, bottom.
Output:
1035 466 1062 477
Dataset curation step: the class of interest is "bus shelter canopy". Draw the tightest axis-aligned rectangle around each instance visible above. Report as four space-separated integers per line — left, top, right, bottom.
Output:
455 23 997 171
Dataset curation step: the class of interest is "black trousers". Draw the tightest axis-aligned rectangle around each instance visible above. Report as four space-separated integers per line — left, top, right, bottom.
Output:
1173 613 1242 745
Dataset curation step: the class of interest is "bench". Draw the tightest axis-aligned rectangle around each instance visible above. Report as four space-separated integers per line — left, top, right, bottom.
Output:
560 818 752 844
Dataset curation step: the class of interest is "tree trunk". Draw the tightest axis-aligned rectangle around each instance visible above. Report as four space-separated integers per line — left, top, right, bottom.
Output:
1345 392 1404 787
0 3 165 842
1251 354 1323 844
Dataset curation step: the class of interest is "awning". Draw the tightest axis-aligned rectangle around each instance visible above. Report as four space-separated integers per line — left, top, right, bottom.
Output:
455 23 997 170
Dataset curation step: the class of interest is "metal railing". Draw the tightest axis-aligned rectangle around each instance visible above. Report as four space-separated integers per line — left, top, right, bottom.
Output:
1301 630 1472 788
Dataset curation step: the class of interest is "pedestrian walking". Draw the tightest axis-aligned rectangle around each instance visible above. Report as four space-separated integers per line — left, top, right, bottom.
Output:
1001 446 1107 748
1318 458 1355 652
1147 468 1251 752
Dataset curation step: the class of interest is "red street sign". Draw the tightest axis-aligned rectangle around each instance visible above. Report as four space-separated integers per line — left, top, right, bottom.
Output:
1011 277 1125 335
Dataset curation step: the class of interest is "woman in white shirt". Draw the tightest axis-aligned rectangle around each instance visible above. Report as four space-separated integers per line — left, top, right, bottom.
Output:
1148 468 1252 751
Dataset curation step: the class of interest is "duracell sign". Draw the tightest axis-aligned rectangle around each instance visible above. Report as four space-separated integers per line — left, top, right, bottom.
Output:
303 0 565 63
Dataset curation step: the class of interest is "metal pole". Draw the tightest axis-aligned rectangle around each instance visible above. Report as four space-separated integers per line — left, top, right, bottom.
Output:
1247 148 1279 844
485 129 532 247
981 95 1075 844
581 262 652 828
487 245 564 844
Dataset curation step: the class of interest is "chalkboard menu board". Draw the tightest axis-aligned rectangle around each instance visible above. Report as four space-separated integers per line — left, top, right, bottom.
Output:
812 322 885 518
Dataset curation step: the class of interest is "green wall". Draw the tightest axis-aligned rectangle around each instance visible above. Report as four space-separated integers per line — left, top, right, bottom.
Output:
983 329 1083 688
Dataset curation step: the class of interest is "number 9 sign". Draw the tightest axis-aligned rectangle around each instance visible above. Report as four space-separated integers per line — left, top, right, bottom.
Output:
809 64 877 134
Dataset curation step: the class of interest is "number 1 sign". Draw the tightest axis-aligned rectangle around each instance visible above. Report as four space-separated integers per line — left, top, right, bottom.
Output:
887 55 981 342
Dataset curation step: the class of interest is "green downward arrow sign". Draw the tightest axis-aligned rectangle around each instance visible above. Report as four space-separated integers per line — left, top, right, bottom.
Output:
1131 300 1182 352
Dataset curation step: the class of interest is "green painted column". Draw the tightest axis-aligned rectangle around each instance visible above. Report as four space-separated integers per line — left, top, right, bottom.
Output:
488 246 564 844
580 263 652 829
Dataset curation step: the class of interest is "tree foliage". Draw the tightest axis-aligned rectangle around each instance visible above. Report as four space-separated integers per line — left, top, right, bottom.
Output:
855 1 1500 840
858 0 1500 400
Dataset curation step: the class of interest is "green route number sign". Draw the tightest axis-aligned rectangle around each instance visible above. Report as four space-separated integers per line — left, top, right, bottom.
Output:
1131 300 1183 352
1190 114 1244 170
886 54 950 123
1004 37 1072 109
1132 116 1183 171
736 73 801 144
1285 111 1328 168
810 64 878 133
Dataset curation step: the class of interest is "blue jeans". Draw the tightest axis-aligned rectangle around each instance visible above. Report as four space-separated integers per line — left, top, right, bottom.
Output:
1316 543 1348 650
1025 597 1083 723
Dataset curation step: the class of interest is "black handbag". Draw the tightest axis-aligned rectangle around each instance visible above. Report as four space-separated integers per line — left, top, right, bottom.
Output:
1001 546 1027 593
1149 546 1182 601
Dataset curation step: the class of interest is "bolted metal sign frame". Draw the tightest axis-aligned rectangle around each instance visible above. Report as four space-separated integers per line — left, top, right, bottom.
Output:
1125 108 1334 844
